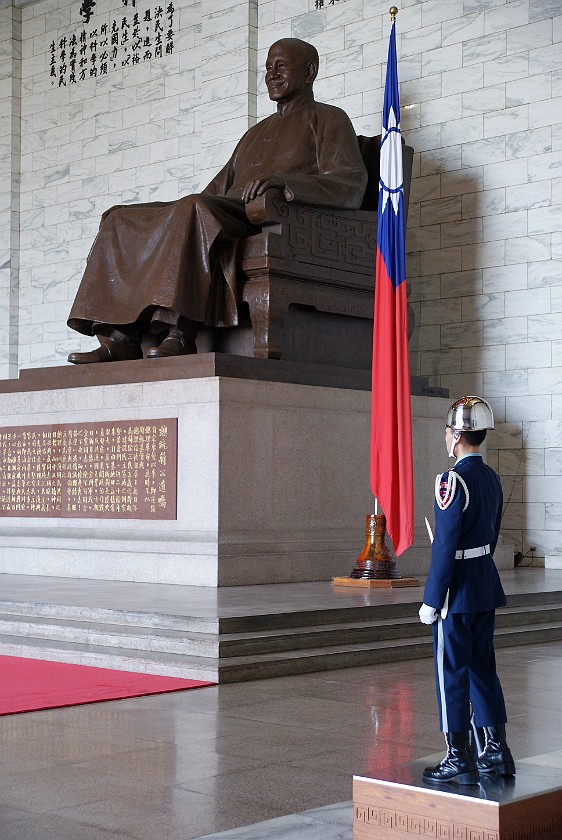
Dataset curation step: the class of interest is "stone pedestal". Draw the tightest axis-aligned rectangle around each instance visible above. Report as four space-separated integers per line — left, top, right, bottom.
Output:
0 354 495 587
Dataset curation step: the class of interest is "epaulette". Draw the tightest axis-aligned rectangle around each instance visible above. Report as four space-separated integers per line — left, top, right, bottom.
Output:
435 469 470 511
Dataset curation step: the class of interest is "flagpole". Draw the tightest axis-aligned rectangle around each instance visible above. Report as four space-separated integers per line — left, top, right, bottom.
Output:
333 5 419 590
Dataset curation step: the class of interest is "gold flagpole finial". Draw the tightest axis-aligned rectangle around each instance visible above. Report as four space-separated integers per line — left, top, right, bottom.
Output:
389 6 398 21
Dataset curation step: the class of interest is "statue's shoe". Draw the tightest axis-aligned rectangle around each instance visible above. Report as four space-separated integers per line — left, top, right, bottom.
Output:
67 342 142 364
147 335 197 358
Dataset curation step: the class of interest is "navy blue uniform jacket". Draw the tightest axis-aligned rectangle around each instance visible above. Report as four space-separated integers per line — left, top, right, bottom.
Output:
423 455 507 614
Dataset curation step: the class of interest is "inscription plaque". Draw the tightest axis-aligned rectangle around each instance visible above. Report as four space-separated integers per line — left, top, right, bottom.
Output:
0 419 177 520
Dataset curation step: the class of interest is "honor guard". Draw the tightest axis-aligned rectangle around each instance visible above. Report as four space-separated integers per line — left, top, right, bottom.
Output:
419 396 515 785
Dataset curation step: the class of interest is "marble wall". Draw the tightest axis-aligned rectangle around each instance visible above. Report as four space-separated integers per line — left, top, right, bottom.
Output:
1 0 561 565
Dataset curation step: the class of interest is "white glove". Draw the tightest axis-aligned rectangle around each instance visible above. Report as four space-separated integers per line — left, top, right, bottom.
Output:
419 603 438 625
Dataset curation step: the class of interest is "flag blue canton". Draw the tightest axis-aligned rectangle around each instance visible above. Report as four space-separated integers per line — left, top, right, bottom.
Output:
377 22 406 292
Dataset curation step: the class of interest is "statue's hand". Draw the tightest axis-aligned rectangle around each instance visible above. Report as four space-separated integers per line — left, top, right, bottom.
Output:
242 176 286 203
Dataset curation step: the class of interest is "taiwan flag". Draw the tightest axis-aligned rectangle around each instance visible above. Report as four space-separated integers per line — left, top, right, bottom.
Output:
370 20 414 556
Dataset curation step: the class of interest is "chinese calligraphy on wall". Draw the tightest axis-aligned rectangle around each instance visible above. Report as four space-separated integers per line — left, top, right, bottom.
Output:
51 0 175 86
0 419 178 520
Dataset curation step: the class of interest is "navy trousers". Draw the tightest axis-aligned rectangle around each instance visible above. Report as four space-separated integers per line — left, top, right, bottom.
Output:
432 610 507 732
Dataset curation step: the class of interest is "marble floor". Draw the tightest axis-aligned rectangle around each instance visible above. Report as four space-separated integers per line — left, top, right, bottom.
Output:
1 569 562 839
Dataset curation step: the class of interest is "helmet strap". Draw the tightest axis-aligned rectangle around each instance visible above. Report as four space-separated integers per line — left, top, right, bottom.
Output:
449 430 461 459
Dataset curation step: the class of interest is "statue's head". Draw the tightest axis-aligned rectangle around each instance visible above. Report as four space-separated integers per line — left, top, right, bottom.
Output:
265 38 319 106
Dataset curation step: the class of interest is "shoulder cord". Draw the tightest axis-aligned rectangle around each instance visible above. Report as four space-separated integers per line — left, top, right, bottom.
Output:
435 469 470 512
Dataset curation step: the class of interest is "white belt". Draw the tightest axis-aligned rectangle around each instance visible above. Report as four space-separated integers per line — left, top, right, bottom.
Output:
455 544 490 559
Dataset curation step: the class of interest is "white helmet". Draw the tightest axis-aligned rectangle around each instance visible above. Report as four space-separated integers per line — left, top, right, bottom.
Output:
446 396 494 432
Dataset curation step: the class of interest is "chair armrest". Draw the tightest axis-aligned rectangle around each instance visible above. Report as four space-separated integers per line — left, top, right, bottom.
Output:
244 189 291 226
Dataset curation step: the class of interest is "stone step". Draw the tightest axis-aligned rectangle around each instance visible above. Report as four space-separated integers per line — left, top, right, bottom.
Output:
1 618 562 683
0 599 561 660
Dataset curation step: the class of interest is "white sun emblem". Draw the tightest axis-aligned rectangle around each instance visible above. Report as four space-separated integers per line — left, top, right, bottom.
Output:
379 105 403 217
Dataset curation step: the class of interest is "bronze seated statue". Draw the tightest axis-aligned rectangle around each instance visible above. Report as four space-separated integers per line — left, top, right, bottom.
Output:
67 37 412 367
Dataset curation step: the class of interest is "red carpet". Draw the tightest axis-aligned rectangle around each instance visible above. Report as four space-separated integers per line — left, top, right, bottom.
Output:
0 656 214 715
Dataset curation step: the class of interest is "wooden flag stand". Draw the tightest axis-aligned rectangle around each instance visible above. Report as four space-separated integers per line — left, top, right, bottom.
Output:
332 513 419 589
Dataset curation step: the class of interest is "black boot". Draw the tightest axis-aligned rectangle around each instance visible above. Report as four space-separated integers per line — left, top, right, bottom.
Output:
423 732 479 785
477 724 515 776
470 713 485 760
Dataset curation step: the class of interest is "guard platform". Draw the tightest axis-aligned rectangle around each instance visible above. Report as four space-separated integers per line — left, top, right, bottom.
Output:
354 758 562 840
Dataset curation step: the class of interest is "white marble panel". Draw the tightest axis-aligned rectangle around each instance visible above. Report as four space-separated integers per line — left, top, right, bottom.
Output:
326 0 362 29
483 157 528 189
390 55 423 84
462 240 506 270
343 67 377 98
484 105 529 139
420 145 462 176
441 64 483 97
440 320 482 349
441 167 484 198
462 343 505 372
81 94 110 122
483 53 529 86
90 138 123 177
462 291 505 321
528 205 562 235
463 30 506 66
508 19 553 56
422 43 462 76
202 2 249 38
528 313 562 343
483 315 527 345
420 349 459 376
506 234 551 264
528 43 562 75
547 340 562 369
441 268 483 298
422 245 463 275
505 287 551 320
440 371 484 395
410 324 442 352
552 287 562 312
462 187 505 219
326 46 362 75
399 22 442 59
443 114 485 148
120 144 151 172
506 127 553 162
529 366 562 394
506 391 552 424
506 72 552 107
525 474 562 504
546 504 562 532
420 195 462 227
419 297 462 326
484 368 528 396
462 136 505 168
409 174 440 205
442 218 483 248
462 86 504 118
442 10 485 46
401 76 442 110
484 0 528 35
420 93 461 126
506 181 551 212
503 502 545 531
528 97 562 131
344 16 381 51
482 209 527 242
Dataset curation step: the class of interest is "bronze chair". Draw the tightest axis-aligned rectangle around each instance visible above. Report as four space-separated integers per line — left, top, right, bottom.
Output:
198 135 414 368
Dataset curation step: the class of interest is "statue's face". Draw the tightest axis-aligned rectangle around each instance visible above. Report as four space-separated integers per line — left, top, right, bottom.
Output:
265 42 313 104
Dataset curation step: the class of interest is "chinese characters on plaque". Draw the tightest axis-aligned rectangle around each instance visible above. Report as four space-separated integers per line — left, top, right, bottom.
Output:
0 419 177 520
314 0 344 7
51 0 175 86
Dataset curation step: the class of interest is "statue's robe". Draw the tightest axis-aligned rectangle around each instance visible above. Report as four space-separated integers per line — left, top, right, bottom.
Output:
68 100 368 336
